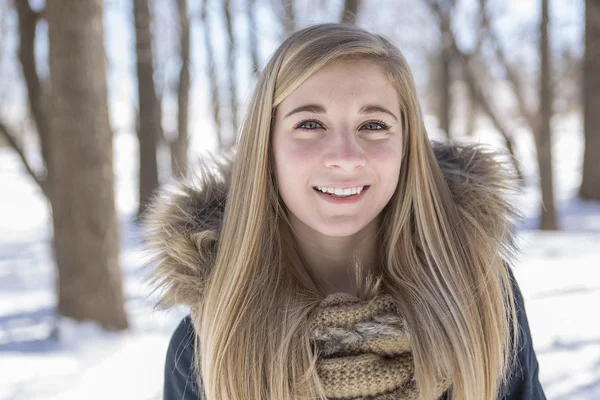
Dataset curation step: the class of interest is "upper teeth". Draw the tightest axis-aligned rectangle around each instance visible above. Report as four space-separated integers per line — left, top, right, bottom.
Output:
315 186 365 195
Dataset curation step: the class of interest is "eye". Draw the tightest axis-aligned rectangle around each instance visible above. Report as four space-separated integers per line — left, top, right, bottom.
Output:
360 120 391 131
294 119 324 130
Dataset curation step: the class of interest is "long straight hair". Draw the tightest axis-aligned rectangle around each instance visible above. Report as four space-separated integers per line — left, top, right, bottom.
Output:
198 23 517 399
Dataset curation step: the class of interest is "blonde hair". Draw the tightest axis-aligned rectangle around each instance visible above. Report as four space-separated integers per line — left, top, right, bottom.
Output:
198 23 517 399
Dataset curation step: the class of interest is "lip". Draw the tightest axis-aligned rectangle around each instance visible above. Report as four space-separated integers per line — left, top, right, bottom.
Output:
313 185 370 204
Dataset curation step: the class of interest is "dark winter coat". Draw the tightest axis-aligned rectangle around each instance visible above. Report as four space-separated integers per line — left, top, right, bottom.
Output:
144 143 547 400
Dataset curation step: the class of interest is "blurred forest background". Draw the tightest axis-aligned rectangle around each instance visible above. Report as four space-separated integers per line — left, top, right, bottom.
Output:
0 0 598 398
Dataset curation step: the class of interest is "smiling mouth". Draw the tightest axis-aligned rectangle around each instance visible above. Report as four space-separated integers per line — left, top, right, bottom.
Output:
313 185 370 198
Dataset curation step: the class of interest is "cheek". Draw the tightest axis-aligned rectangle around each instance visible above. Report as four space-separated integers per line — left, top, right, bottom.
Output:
365 143 403 198
281 141 318 163
366 142 403 171
274 140 317 178
273 140 314 201
368 144 401 160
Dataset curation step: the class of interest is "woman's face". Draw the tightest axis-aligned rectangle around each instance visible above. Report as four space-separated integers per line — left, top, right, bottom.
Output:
272 60 403 237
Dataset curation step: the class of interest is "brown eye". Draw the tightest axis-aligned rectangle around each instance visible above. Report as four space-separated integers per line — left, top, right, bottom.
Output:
295 119 323 130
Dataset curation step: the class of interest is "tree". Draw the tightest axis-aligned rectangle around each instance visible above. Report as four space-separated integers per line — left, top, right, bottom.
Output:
437 0 455 139
198 0 224 149
537 0 558 229
427 0 561 228
580 0 600 200
426 0 524 182
341 0 360 25
133 0 161 217
224 0 239 146
171 0 191 179
3 0 130 330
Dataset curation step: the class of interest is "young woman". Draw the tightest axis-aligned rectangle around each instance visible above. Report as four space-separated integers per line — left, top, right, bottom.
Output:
145 23 545 400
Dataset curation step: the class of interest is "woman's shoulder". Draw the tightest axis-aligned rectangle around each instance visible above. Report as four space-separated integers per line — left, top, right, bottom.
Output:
501 270 546 399
164 316 203 399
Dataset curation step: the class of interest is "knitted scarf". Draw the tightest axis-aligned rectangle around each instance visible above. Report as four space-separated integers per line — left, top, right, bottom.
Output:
309 292 450 399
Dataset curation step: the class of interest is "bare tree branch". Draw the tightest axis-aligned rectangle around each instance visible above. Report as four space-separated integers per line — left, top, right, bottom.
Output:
426 1 510 138
15 0 53 187
15 1 45 133
425 0 524 181
478 0 538 133
0 121 48 197
455 47 524 181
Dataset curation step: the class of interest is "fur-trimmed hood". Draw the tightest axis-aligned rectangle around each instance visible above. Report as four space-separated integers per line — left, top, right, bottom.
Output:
142 142 519 309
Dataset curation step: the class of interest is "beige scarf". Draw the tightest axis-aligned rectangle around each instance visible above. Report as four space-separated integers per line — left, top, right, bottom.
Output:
309 293 451 399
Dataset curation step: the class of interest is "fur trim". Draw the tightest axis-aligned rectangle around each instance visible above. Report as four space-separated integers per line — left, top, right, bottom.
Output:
142 142 520 309
142 156 231 308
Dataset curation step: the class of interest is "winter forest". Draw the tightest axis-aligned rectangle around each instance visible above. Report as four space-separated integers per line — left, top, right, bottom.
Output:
0 0 599 398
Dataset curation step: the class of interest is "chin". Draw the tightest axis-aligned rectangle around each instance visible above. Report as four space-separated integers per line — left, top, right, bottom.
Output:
311 220 368 238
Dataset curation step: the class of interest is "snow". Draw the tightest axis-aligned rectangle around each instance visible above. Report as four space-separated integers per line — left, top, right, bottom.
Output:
1 116 599 400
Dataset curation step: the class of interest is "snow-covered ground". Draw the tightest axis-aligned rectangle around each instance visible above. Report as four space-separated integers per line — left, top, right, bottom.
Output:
0 116 599 399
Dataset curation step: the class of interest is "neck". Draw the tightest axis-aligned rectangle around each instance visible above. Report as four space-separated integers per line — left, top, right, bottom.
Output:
289 216 380 296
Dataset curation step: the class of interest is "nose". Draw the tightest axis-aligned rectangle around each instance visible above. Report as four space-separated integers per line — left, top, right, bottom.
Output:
323 130 367 170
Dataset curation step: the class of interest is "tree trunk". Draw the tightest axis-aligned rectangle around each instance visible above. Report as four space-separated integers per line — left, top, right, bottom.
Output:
224 0 238 146
134 0 161 217
465 81 477 137
172 0 190 179
439 8 452 139
46 0 128 330
341 0 360 25
537 0 558 229
580 0 600 200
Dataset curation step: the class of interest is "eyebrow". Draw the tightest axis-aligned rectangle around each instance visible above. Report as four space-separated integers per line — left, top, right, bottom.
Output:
284 104 326 118
283 103 398 122
359 105 399 122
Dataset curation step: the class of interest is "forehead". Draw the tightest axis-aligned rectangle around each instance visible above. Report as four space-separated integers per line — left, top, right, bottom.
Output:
278 60 398 110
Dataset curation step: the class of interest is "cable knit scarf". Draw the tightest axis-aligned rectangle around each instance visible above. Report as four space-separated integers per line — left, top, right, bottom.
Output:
308 293 451 400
